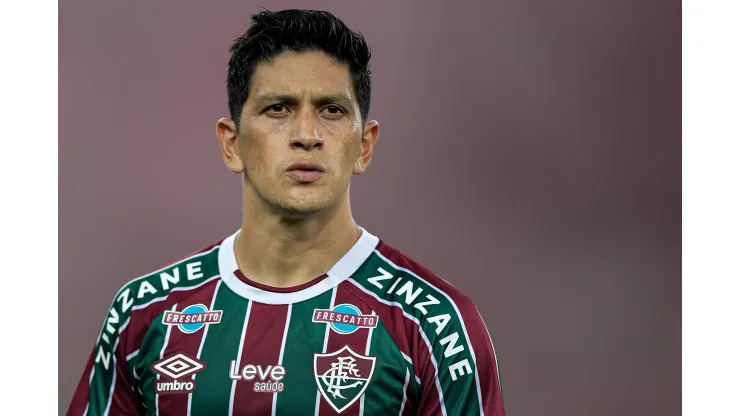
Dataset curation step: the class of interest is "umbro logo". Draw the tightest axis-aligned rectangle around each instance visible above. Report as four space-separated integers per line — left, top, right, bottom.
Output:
152 352 206 394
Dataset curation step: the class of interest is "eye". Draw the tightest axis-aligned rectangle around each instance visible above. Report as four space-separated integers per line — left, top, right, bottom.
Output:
322 105 345 116
266 104 286 113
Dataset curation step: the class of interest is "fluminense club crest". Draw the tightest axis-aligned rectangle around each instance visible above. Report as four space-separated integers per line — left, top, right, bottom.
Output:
314 345 376 413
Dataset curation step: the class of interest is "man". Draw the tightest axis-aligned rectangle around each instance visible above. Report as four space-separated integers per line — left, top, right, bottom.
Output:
67 9 506 416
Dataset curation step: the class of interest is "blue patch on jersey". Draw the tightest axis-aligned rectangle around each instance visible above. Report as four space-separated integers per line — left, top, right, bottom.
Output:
330 304 363 334
179 304 209 333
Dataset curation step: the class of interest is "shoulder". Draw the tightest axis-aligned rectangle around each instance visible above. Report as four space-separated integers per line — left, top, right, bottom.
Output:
94 239 225 355
351 239 480 316
348 238 491 382
107 240 224 320
376 240 477 306
372 245 507 416
349 238 485 345
114 240 223 309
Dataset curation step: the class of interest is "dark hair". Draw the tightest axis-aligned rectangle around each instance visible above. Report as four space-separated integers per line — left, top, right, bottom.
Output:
227 9 372 129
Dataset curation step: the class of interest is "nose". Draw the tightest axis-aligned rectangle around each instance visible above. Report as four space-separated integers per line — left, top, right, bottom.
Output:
290 114 324 151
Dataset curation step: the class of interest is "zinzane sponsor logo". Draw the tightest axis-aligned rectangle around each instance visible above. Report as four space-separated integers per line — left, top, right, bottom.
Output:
367 266 474 382
162 303 222 334
152 353 206 395
229 362 286 393
312 304 378 335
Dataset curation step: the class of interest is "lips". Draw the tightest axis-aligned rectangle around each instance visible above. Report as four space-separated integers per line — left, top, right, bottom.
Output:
286 161 325 173
285 161 325 183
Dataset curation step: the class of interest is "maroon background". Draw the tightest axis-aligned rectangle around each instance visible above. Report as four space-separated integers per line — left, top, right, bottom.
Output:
59 0 681 414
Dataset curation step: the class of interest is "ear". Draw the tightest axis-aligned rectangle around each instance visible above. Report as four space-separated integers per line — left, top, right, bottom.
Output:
354 120 380 175
216 118 245 174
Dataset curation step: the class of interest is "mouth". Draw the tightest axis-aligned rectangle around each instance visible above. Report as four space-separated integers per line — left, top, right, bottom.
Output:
286 161 325 173
285 161 326 183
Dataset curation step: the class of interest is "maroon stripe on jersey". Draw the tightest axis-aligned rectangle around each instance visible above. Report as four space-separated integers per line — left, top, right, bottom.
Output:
155 280 220 415
317 285 375 416
65 349 95 416
456 307 506 415
108 359 143 415
411 328 445 416
231 302 289 414
343 280 444 415
402 395 414 416
234 269 329 293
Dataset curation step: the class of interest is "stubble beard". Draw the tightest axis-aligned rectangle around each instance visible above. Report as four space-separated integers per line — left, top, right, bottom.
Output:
251 179 336 220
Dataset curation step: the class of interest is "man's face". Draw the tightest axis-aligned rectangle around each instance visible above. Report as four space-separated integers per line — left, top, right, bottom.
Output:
226 50 377 217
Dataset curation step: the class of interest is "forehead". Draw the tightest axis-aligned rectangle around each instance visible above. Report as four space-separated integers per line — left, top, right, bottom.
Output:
249 50 355 100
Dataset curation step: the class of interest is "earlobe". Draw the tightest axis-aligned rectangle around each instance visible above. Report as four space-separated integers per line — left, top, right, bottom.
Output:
216 118 245 174
354 120 379 175
353 159 366 175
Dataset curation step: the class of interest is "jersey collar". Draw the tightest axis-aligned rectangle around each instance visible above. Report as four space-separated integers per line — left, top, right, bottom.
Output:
218 227 379 304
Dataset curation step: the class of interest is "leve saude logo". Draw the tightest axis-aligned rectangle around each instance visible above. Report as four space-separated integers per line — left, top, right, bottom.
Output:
312 304 378 335
152 352 206 395
162 304 222 334
229 361 286 393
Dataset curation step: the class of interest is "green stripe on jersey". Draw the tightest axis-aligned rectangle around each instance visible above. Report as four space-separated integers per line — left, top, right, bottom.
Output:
351 252 482 415
273 289 334 416
362 320 412 415
189 284 250 415
136 304 176 412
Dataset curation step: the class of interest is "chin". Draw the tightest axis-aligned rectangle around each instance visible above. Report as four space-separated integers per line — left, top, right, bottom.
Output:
258 184 342 218
274 196 333 218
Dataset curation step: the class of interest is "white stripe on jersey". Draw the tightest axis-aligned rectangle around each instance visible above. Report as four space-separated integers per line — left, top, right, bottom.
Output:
359 310 376 416
271 304 292 416
399 368 411 416
126 349 139 362
228 301 252 416
314 287 337 416
101 315 130 416
82 366 95 416
400 352 422 384
188 279 221 416
155 304 177 416
476 307 503 396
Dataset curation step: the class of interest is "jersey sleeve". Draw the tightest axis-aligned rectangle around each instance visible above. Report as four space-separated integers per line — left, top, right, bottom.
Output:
66 291 142 416
416 296 506 416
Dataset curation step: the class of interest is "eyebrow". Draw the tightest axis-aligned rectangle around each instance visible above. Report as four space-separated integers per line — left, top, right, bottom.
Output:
252 93 355 110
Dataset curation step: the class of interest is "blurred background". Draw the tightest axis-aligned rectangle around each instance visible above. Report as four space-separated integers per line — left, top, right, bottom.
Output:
59 0 680 414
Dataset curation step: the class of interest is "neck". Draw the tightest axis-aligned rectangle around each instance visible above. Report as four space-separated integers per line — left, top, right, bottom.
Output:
233 185 361 289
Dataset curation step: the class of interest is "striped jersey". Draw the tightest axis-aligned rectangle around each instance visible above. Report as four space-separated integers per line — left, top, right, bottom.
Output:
67 228 506 415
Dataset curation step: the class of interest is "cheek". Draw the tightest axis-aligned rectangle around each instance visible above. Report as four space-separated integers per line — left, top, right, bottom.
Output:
345 136 362 164
331 142 360 179
241 133 278 173
336 122 362 165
